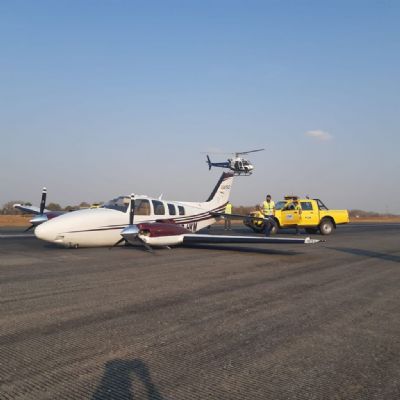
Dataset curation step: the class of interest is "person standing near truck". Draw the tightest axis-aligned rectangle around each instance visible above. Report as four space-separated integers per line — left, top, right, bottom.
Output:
293 199 302 234
261 195 275 236
262 195 275 217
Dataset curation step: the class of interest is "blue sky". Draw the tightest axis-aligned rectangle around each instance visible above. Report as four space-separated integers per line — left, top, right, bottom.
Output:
1 0 399 213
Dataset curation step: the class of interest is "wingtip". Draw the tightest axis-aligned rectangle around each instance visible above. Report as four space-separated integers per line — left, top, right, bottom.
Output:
304 237 325 244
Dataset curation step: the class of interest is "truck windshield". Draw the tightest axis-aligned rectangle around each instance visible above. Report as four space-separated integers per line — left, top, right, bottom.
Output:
315 199 329 210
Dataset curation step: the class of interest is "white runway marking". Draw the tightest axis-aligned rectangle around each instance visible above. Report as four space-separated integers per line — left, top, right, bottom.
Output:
0 234 35 238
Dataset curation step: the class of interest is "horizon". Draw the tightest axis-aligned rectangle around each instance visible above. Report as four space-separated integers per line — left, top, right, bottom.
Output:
1 1 399 213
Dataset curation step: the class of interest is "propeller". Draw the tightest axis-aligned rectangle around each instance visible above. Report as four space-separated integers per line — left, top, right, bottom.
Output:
25 187 48 232
40 187 47 214
110 194 154 252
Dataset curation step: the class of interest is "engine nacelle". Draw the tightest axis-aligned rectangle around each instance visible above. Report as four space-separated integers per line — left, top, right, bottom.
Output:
137 222 191 247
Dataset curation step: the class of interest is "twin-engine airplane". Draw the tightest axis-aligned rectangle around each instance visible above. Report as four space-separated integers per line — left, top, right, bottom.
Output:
34 172 321 250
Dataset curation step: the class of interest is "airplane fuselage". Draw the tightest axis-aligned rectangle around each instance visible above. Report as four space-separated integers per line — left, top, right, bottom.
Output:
35 173 233 248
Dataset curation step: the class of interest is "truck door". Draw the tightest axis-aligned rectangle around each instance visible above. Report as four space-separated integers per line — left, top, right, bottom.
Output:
281 203 301 226
300 201 319 226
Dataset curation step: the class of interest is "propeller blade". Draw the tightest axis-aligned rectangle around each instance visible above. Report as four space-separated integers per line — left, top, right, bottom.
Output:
24 224 34 232
40 187 47 214
109 237 126 249
136 236 154 253
129 194 135 225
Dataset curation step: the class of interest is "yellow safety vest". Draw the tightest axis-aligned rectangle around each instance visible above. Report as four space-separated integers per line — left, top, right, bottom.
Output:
263 200 275 215
225 203 232 214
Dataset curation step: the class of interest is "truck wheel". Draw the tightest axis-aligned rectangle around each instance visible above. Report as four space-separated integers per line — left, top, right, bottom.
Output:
305 228 318 234
319 219 334 235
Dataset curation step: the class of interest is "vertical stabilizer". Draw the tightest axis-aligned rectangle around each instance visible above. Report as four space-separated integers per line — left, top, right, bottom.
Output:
206 172 234 208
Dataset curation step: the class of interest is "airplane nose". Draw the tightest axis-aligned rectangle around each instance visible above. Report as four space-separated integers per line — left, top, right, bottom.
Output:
35 222 57 243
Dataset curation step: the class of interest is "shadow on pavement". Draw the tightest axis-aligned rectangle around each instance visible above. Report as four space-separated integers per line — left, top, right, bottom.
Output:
329 247 400 264
183 243 301 255
91 359 165 400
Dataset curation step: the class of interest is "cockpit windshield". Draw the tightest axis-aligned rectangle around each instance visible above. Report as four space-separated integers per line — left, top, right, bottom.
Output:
102 196 130 212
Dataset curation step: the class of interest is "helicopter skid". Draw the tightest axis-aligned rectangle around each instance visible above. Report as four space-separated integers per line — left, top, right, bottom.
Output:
234 172 253 176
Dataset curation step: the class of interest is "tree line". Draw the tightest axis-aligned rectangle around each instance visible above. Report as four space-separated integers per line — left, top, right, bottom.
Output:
0 201 94 215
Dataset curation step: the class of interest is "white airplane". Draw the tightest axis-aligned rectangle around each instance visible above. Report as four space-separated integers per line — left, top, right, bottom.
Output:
34 172 321 250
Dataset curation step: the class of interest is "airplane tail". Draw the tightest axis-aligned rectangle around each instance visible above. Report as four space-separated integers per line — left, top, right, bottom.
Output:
205 171 234 209
206 155 212 170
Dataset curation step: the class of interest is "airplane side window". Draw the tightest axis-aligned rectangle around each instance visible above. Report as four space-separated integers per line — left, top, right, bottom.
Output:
152 200 165 215
168 203 176 215
178 206 185 216
301 202 313 211
135 199 150 216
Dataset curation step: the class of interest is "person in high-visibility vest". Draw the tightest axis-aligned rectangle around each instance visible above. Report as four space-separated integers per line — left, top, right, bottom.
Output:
293 199 302 235
262 195 275 216
224 201 232 230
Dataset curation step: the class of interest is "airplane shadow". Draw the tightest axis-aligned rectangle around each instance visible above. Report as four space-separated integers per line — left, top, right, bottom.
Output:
91 358 165 400
328 247 400 264
182 243 301 256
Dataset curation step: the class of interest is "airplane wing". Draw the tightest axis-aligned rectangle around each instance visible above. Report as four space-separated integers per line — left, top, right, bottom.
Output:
183 234 321 245
13 204 49 215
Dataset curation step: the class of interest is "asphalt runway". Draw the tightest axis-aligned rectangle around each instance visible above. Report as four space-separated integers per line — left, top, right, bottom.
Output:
1 224 400 400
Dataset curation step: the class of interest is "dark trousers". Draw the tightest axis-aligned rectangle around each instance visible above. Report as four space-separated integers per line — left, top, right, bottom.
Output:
224 218 231 230
264 219 271 236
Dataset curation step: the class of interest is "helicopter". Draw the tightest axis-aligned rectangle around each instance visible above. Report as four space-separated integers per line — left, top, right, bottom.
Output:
206 149 265 175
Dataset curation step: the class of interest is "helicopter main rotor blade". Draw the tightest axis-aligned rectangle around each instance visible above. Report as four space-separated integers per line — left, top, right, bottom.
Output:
235 148 265 156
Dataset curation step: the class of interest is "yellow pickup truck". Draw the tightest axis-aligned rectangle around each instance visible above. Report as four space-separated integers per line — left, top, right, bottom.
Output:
245 197 349 235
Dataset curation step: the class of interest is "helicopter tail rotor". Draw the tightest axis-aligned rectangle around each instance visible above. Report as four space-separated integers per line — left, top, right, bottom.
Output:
206 155 212 170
